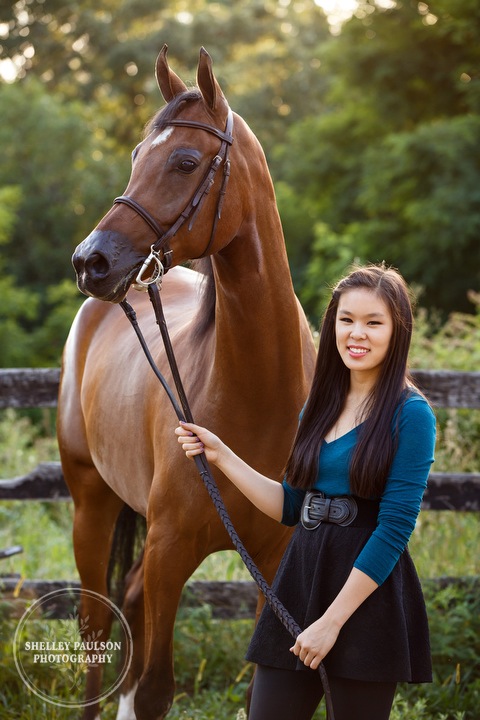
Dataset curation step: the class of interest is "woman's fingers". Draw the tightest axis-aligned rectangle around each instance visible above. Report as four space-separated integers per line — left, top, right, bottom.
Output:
290 642 320 669
175 430 204 455
174 422 221 463
178 421 204 435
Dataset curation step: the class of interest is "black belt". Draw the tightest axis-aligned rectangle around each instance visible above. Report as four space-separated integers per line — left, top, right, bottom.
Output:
301 491 379 530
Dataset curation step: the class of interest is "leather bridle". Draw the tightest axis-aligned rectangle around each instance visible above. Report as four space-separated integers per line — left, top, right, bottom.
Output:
114 107 234 287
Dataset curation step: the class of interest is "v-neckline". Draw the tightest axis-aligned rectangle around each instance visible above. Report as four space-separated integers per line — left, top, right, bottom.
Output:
323 423 363 445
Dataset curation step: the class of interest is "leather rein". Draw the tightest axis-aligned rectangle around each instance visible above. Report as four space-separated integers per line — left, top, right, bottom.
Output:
114 107 234 288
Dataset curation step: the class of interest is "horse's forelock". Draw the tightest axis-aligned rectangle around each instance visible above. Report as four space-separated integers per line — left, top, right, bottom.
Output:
143 89 203 138
191 257 216 339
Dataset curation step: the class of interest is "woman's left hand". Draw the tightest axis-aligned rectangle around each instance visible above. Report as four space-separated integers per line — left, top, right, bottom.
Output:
289 616 340 670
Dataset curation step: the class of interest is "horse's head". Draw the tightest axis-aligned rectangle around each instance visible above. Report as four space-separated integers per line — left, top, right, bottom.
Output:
73 45 243 302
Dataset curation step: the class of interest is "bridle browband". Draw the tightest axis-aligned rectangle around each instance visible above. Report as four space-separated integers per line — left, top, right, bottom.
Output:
114 107 234 288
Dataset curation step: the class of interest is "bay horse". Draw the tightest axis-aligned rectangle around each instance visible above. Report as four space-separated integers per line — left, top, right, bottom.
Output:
58 45 316 720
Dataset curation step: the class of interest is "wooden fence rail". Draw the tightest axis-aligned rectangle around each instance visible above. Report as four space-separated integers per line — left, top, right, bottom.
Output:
0 368 479 617
1 368 479 510
1 367 480 410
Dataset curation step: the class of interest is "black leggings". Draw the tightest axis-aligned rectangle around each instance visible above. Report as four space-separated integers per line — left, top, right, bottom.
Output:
248 665 397 720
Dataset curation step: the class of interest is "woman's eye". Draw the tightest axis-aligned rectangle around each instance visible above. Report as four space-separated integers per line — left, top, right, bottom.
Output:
178 159 198 173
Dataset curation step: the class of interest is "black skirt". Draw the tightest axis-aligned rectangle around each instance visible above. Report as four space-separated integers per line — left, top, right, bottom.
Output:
246 521 432 683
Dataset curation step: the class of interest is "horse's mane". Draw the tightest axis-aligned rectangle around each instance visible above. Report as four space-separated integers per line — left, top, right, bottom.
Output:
191 257 216 339
144 89 203 137
145 91 217 338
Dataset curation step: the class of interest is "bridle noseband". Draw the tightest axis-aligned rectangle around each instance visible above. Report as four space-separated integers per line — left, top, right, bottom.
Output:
114 107 234 288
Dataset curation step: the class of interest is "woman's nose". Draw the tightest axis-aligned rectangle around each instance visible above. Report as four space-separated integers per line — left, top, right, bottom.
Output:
350 324 367 339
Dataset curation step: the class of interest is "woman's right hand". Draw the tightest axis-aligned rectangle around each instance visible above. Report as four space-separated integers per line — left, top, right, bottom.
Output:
176 421 285 522
175 421 224 465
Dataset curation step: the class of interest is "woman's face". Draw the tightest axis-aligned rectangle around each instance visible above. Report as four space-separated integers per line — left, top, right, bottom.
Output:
335 288 394 380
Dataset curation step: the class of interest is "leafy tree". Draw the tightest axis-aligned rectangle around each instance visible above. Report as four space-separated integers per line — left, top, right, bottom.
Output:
275 0 480 320
0 78 129 293
0 0 330 150
27 280 84 367
353 114 480 313
0 81 114 366
0 186 39 366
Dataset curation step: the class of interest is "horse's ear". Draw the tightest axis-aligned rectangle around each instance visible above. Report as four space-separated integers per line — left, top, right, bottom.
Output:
197 47 225 111
155 44 188 102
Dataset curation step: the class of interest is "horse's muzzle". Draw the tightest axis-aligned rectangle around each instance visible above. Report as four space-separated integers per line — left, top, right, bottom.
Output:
72 229 143 302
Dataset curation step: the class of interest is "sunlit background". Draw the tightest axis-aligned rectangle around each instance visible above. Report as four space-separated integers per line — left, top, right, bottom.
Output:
0 0 402 82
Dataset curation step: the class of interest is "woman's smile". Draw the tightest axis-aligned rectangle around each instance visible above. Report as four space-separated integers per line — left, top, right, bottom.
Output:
347 345 370 358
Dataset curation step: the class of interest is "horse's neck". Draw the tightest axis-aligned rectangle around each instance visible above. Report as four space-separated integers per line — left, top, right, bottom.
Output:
211 210 311 403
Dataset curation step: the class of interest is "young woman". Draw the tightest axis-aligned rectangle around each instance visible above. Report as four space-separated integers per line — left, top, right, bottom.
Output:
175 264 436 720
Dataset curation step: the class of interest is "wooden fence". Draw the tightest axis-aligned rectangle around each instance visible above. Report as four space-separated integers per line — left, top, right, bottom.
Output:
0 367 479 618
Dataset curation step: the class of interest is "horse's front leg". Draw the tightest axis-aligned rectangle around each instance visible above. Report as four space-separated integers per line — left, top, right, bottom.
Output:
133 517 207 720
66 461 124 720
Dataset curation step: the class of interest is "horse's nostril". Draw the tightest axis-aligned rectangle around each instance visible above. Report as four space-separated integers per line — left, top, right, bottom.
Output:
84 252 110 280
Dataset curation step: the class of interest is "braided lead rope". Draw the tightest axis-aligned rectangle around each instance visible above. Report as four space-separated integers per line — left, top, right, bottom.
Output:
119 287 334 719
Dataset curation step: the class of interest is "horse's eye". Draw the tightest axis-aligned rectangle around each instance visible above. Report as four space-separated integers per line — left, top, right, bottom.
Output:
131 144 141 163
178 159 198 174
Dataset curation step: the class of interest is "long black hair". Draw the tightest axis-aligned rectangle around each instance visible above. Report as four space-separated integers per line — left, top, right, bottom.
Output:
284 264 417 498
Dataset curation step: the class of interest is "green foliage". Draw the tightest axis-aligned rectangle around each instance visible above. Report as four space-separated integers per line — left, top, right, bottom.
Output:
411 294 480 371
0 409 58 478
0 186 21 244
0 276 39 368
352 116 480 313
0 409 76 580
0 0 331 150
173 604 253 697
275 0 480 320
397 579 480 719
0 78 129 294
27 280 84 367
0 81 98 367
410 511 479 581
410 294 480 485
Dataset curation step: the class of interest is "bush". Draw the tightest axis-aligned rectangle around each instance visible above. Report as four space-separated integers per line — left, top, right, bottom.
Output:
396 579 480 719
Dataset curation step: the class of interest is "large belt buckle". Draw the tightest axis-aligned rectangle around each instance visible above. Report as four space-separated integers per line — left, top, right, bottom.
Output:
301 492 358 530
301 492 324 531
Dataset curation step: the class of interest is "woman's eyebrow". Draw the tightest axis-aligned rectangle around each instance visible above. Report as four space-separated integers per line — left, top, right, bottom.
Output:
338 308 387 318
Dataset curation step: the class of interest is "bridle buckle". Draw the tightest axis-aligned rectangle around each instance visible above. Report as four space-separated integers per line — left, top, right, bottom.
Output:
133 246 164 291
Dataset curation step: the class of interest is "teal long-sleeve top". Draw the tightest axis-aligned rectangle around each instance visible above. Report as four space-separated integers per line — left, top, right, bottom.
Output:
281 392 436 586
